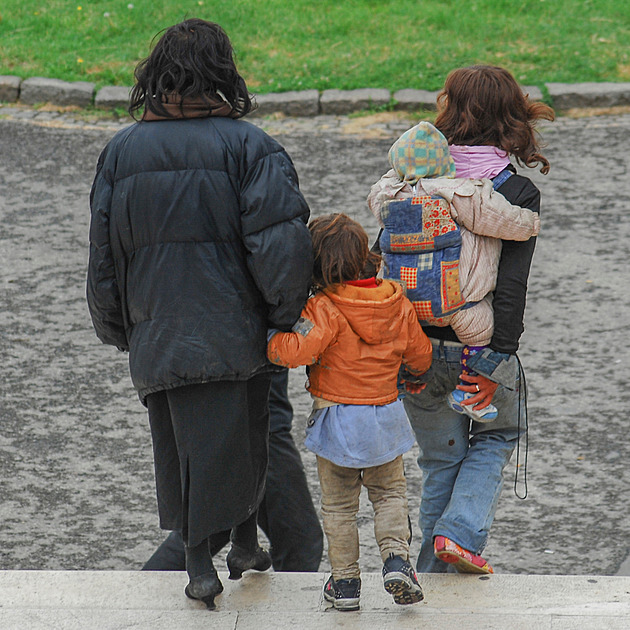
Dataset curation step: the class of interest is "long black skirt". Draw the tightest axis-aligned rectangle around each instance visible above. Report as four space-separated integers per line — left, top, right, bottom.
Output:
146 374 271 548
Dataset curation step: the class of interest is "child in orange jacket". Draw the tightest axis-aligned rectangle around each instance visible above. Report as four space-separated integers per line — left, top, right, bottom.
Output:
267 213 432 611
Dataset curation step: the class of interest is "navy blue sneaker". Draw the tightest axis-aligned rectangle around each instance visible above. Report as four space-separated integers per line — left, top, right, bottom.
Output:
323 575 361 611
382 554 424 605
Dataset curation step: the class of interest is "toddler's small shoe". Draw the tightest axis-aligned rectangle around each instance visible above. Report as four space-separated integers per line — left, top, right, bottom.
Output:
447 389 498 423
382 553 424 605
323 575 361 611
434 535 494 574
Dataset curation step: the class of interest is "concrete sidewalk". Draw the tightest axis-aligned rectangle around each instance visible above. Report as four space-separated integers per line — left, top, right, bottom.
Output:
1 570 629 629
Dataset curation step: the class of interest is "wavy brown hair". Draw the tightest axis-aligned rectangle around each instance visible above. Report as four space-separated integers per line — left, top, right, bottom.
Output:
129 19 252 120
309 214 381 290
435 65 555 174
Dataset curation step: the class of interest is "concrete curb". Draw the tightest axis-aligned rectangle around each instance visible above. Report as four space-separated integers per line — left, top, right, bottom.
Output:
1 570 630 629
19 77 95 108
1 75 629 115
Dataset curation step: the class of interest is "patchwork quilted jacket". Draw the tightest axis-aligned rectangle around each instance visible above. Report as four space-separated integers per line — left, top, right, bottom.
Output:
87 116 312 402
369 173 540 329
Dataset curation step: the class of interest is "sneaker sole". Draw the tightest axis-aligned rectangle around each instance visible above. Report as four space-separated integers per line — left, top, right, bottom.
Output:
435 549 493 574
323 591 360 611
446 392 498 423
383 575 424 605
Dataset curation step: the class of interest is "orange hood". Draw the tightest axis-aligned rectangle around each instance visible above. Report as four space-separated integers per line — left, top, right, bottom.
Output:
323 281 407 345
268 279 433 406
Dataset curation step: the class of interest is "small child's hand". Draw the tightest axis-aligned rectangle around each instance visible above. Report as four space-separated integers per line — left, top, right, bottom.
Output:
404 381 427 394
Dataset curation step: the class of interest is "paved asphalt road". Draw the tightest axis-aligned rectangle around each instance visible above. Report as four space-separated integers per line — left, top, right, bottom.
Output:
0 110 629 576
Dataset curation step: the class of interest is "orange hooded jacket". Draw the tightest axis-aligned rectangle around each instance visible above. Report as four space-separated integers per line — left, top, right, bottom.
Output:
267 280 432 406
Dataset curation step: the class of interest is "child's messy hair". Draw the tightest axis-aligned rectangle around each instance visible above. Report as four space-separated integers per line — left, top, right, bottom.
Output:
309 213 381 290
435 65 555 174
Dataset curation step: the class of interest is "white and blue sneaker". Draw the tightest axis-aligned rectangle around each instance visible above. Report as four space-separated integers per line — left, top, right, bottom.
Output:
447 389 498 423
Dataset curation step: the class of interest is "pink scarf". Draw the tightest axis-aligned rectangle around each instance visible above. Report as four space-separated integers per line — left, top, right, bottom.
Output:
449 145 511 179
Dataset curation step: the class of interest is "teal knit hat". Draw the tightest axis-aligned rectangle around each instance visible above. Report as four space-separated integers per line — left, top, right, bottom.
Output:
388 121 456 184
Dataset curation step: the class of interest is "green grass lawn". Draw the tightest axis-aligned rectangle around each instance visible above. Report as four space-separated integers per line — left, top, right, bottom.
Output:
1 0 629 92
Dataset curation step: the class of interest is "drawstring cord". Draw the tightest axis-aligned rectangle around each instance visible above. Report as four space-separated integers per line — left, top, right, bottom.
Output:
514 354 529 499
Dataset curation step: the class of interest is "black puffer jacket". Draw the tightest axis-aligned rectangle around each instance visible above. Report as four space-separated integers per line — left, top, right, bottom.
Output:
87 116 312 402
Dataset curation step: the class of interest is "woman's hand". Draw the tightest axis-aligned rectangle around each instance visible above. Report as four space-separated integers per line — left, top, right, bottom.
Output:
457 372 498 409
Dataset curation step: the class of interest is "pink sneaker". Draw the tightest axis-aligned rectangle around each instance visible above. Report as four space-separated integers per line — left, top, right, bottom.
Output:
434 536 494 574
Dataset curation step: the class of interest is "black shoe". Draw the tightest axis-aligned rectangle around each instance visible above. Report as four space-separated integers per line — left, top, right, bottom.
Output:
184 571 224 610
323 575 361 611
382 553 424 605
226 543 272 580
142 530 186 571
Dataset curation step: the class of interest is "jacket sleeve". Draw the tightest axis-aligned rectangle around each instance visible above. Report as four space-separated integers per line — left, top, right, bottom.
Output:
86 147 128 350
401 302 433 375
240 145 313 331
367 169 407 229
449 179 540 241
267 297 340 368
490 177 541 354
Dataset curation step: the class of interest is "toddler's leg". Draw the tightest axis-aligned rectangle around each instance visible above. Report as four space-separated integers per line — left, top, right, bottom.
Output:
317 456 362 611
462 345 488 376
364 456 423 606
316 456 362 578
363 456 410 560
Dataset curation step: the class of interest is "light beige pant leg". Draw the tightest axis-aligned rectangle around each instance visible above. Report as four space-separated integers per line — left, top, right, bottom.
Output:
316 455 362 580
363 455 411 563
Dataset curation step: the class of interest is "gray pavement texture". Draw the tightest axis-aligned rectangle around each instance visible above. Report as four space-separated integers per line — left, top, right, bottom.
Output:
0 108 629 584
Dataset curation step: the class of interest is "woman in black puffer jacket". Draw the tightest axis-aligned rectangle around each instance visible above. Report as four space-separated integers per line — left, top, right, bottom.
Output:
87 19 312 609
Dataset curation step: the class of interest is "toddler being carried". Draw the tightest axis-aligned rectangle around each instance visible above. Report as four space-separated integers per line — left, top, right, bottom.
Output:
368 121 540 422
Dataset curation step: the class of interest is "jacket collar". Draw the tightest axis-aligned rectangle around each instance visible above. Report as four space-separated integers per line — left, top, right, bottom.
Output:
142 93 238 121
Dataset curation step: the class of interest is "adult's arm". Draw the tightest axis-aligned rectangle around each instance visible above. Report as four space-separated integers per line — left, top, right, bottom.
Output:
86 147 128 350
240 146 313 331
267 297 339 368
490 175 541 354
457 174 541 408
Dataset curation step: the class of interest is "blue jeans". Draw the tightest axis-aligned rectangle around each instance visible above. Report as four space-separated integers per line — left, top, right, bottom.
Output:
403 340 524 573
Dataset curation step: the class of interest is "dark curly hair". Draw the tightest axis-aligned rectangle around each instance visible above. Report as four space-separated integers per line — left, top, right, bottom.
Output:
129 19 253 120
435 65 555 174
309 213 381 291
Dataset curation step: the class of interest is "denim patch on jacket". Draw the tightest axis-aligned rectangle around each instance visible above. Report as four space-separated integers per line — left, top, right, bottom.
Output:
292 317 315 337
466 348 516 390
